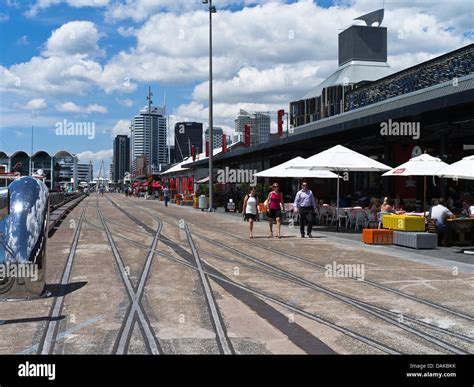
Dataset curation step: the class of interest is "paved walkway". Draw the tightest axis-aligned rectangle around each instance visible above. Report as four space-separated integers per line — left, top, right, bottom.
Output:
0 194 472 355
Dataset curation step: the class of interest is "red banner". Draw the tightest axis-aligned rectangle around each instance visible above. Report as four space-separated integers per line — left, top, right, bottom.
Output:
244 124 251 147
222 135 227 152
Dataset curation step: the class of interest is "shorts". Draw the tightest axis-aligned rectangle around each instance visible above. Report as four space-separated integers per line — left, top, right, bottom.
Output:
244 213 257 221
267 209 282 219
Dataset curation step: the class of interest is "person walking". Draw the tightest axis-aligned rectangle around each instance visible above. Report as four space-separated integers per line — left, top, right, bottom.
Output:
265 183 284 238
163 185 170 207
243 186 259 238
293 182 317 238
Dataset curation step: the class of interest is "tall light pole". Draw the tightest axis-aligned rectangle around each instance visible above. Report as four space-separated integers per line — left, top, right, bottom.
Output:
203 0 216 211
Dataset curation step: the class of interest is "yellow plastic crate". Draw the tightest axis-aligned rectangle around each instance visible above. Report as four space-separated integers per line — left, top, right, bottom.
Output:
382 214 425 231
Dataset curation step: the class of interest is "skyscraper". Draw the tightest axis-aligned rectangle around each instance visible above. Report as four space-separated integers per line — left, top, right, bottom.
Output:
131 104 167 174
113 135 130 183
174 122 203 162
205 127 224 150
234 110 270 146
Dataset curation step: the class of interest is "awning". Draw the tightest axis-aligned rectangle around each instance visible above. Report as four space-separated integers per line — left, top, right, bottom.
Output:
196 176 209 183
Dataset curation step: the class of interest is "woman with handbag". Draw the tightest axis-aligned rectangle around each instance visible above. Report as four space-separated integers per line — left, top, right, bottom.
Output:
243 186 259 238
265 183 284 238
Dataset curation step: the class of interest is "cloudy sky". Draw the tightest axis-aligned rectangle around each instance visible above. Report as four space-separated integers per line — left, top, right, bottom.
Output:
0 0 472 176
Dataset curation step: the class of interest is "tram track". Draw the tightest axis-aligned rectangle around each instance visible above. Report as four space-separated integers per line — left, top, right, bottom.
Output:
85 208 398 354
95 197 163 354
37 199 89 354
112 195 474 354
105 195 406 354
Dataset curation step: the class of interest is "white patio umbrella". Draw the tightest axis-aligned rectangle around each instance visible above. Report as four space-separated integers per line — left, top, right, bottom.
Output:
436 155 474 254
289 145 392 228
382 153 449 214
255 157 339 178
435 155 474 180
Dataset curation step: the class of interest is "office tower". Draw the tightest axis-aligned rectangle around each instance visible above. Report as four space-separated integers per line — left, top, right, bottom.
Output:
174 122 203 162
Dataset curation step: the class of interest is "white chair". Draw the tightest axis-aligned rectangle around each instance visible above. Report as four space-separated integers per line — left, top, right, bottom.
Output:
337 208 348 228
354 210 366 231
346 209 357 229
365 210 378 228
318 206 328 224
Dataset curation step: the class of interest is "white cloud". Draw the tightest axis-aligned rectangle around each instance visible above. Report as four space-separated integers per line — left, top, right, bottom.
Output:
111 119 130 137
17 35 29 45
26 0 109 17
77 148 112 161
56 101 107 114
192 62 325 104
0 12 10 23
43 21 103 58
25 98 47 110
116 98 134 107
1 0 472 124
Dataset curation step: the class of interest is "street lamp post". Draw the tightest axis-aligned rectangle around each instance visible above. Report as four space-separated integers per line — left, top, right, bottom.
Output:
203 0 216 212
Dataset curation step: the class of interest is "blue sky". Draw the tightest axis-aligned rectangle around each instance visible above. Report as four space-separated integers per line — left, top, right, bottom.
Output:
0 0 472 176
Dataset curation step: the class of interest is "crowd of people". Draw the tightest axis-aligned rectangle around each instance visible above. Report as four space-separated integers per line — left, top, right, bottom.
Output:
238 182 473 240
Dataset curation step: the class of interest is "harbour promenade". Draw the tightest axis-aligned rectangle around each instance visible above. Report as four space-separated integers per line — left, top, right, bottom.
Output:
1 194 472 355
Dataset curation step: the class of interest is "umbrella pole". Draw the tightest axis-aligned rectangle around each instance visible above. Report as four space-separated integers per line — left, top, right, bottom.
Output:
423 175 427 217
336 172 340 231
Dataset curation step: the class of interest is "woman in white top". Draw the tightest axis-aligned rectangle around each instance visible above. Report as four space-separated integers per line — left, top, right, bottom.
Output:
243 186 259 238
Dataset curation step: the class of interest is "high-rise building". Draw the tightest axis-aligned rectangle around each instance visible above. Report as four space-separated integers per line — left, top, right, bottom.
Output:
174 122 203 162
77 162 93 182
205 127 224 150
131 103 167 175
234 110 270 146
109 163 114 182
113 135 131 183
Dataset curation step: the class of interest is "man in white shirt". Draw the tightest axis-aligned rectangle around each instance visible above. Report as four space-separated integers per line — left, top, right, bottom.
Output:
429 198 455 231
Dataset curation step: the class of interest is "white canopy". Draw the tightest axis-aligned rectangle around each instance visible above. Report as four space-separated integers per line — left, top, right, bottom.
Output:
382 153 449 213
288 145 391 229
289 145 392 172
255 157 339 178
382 154 448 177
435 155 474 180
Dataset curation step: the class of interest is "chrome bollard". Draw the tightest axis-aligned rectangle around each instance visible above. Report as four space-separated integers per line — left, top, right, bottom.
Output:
0 177 49 300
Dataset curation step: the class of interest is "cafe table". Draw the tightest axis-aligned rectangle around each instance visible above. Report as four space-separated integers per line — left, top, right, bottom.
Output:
446 217 474 246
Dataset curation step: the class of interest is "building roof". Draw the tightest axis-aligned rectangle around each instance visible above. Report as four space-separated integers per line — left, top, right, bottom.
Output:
301 60 393 100
185 73 474 167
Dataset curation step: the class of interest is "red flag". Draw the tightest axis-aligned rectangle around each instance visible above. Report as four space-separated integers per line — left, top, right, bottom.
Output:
244 124 251 147
277 109 284 138
222 135 227 152
192 145 196 161
205 141 209 157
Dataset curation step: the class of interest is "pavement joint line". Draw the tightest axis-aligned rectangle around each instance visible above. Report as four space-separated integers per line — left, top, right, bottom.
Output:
18 315 104 354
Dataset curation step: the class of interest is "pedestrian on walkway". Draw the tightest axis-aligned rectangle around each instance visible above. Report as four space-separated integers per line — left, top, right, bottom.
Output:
99 185 105 197
265 183 284 238
243 186 259 238
293 181 317 238
163 185 170 207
